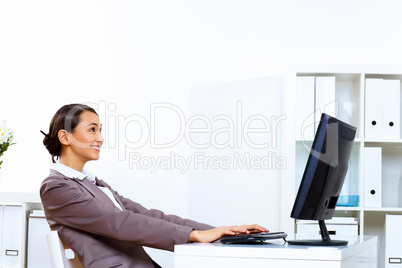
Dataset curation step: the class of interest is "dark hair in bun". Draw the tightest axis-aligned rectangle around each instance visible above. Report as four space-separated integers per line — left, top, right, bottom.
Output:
41 104 97 163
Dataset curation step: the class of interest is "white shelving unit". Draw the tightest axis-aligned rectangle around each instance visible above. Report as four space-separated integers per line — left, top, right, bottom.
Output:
280 64 402 268
0 192 42 268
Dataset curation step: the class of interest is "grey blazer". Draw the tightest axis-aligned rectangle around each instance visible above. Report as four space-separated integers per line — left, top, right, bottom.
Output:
40 170 214 268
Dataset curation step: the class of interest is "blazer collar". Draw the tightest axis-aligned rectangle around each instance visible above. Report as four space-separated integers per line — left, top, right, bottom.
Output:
49 168 125 210
51 163 95 182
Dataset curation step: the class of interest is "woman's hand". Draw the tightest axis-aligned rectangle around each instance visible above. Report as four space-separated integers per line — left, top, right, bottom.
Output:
188 224 269 243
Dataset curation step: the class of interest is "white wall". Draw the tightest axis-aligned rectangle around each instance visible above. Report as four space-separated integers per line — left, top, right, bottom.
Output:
1 0 402 267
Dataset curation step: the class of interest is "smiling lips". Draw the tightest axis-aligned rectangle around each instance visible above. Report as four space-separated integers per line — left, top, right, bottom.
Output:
91 145 101 151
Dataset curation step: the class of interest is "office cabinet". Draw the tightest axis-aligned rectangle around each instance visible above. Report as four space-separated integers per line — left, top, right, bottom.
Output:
0 192 43 268
281 65 402 268
385 214 402 267
0 206 2 266
27 210 51 268
0 205 23 268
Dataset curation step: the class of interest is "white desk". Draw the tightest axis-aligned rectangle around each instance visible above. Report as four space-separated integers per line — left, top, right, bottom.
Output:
174 235 377 268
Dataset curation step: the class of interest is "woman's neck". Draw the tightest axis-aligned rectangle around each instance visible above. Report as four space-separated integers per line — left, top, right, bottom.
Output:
59 157 85 172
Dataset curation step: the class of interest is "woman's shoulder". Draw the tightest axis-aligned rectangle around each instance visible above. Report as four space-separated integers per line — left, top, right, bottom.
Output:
42 170 71 184
40 170 79 194
40 171 88 206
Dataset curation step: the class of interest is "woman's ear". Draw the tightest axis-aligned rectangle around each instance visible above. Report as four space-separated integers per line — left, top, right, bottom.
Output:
58 129 70 145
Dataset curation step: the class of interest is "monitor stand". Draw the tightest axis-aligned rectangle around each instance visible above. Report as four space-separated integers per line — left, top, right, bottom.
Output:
287 220 348 246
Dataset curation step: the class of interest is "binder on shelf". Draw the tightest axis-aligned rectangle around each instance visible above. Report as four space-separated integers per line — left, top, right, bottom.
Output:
365 78 383 139
385 214 402 268
382 79 401 140
315 76 336 130
0 206 3 266
27 210 51 268
364 147 382 207
296 76 315 141
1 205 23 267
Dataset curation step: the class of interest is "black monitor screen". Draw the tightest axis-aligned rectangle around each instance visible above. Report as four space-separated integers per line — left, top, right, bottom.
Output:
289 113 356 246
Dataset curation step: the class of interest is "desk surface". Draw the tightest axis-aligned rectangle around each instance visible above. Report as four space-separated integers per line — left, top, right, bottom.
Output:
175 235 377 261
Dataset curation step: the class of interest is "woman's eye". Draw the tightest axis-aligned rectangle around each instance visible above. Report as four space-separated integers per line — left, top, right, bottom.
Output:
90 128 95 132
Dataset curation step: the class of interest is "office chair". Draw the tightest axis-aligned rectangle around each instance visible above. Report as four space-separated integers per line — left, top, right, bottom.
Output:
46 230 84 268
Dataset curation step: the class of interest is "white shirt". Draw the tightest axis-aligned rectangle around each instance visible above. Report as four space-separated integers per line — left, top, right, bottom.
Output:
51 163 123 211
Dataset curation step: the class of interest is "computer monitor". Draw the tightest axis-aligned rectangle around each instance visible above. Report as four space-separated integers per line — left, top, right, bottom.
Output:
288 113 356 246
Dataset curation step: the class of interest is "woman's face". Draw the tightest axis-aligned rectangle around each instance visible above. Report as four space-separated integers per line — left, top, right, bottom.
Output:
67 111 104 163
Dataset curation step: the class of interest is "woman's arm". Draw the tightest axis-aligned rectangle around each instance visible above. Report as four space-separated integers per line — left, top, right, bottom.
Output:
100 179 269 242
99 179 215 230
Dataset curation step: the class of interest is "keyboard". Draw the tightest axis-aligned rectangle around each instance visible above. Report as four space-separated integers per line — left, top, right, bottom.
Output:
220 232 288 244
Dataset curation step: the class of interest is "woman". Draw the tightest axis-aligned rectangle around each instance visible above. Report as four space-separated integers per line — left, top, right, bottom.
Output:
40 103 268 268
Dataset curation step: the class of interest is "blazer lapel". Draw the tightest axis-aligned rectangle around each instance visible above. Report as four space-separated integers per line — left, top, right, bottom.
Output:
95 178 126 210
76 178 118 208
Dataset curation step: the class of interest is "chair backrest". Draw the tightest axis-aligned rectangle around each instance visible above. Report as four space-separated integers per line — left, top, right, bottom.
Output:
46 230 84 268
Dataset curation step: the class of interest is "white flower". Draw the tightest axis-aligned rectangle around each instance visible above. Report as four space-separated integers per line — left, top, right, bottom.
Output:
0 120 15 169
0 121 14 145
0 124 7 145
